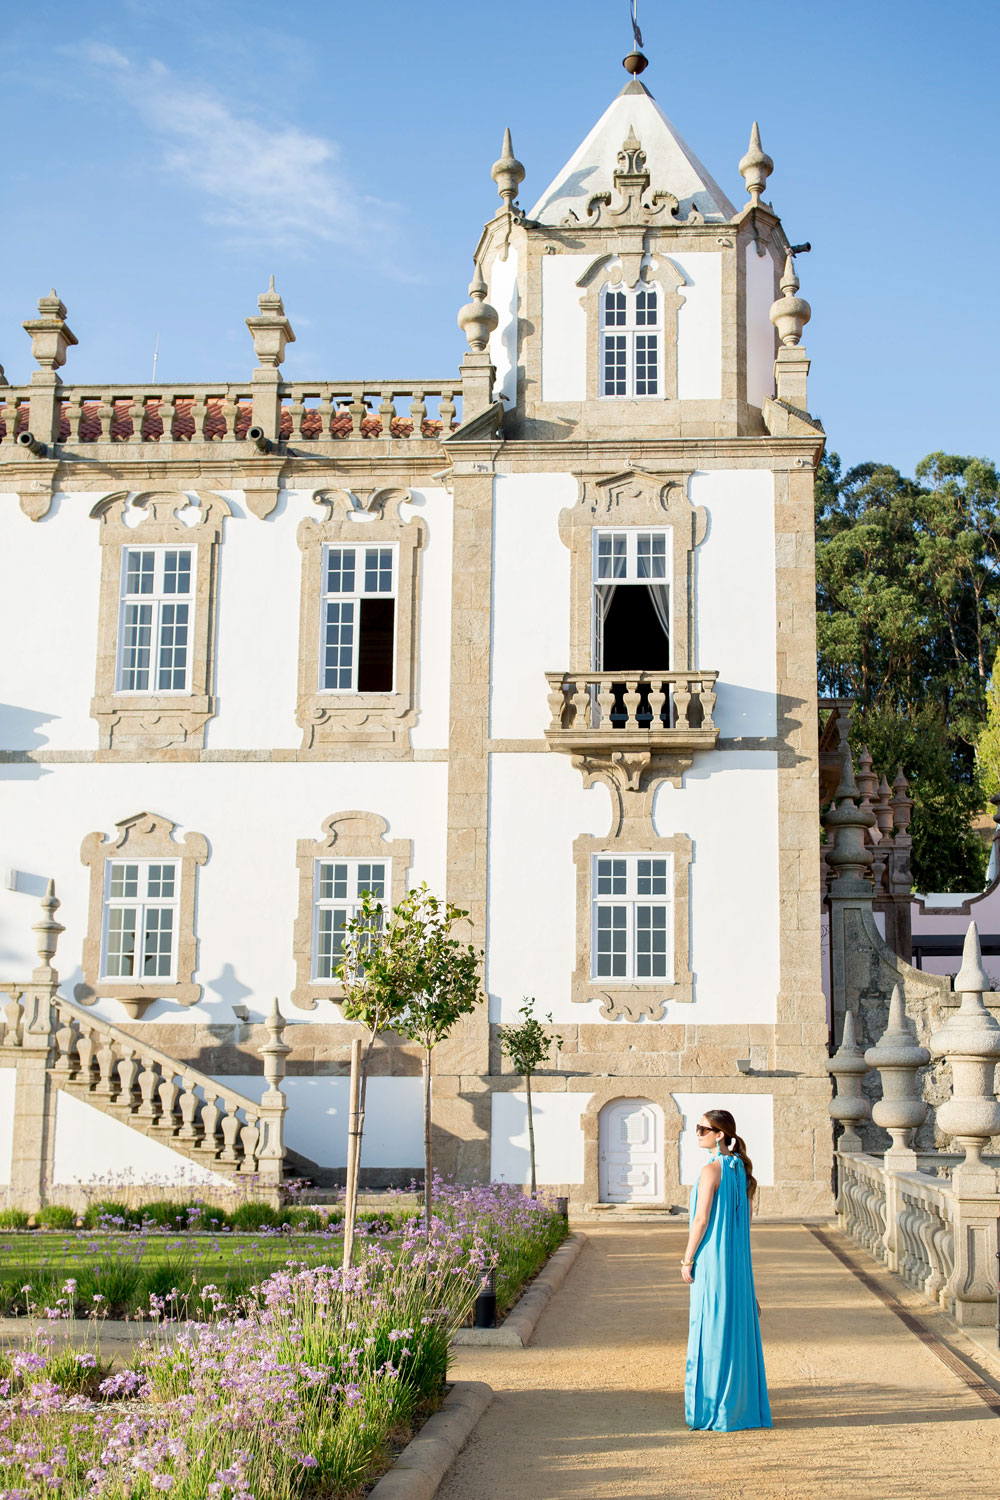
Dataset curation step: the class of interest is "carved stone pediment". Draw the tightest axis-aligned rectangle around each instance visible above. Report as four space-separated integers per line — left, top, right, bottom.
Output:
564 128 680 228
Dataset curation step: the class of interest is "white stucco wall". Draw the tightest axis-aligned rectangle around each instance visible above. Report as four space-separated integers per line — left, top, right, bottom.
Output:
672 1092 774 1186
0 1069 15 1185
654 752 779 1025
745 243 776 409
0 761 447 1024
0 494 101 752
232 1075 423 1169
668 251 722 400
489 249 519 410
490 473 573 739
487 750 778 1026
693 469 777 738
487 753 609 1024
540 254 591 401
490 1091 590 1185
52 1089 230 1187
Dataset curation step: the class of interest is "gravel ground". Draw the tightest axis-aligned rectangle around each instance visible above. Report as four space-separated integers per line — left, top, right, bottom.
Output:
440 1222 1000 1500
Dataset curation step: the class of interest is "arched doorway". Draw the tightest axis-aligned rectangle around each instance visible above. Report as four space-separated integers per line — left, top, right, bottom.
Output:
598 1097 662 1203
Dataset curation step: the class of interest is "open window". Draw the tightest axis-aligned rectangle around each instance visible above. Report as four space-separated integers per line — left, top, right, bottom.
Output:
321 544 397 693
593 528 670 670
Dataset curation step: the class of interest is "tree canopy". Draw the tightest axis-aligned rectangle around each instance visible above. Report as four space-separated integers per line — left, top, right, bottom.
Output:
816 450 1000 891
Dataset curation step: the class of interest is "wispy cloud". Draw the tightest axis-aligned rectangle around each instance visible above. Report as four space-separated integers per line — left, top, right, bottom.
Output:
80 42 394 254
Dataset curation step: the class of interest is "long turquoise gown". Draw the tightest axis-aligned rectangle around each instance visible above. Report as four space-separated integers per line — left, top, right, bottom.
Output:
684 1151 772 1431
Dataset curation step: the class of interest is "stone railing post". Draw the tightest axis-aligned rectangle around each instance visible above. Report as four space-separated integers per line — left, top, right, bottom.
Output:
928 922 1000 1324
10 881 63 1210
246 277 294 443
457 262 498 422
823 750 876 1044
22 290 77 445
827 1009 870 1153
865 984 929 1269
257 998 290 1202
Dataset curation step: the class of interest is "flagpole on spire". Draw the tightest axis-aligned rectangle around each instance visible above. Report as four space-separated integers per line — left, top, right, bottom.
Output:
623 0 649 76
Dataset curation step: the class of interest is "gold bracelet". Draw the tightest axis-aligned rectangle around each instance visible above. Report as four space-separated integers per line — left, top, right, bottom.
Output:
680 1259 694 1267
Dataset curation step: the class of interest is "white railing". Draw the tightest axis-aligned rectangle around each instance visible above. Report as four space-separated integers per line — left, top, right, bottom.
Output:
837 1152 888 1261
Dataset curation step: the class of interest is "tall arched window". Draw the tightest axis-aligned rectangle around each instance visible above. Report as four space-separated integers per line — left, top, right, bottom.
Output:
600 283 662 397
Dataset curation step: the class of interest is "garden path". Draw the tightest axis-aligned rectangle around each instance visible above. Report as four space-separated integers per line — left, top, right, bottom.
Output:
441 1222 1000 1500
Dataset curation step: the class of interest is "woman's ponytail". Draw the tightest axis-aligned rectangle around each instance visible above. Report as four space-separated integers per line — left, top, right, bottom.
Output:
704 1109 758 1202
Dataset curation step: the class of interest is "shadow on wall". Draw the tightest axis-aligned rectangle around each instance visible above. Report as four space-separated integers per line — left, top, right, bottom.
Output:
206 963 254 1014
0 704 58 780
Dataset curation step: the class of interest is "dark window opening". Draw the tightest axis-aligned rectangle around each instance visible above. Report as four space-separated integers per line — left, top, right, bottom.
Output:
357 598 395 692
601 586 669 671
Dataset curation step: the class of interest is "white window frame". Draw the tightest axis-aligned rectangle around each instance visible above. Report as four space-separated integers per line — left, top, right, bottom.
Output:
100 858 180 983
319 542 398 694
599 282 663 399
591 853 673 983
115 545 195 696
312 856 391 981
592 527 672 672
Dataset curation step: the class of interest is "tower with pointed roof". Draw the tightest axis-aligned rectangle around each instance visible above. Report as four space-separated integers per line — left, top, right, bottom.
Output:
0 52 830 1216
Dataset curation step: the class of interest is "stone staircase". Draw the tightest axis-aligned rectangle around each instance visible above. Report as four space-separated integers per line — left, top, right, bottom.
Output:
0 882 323 1199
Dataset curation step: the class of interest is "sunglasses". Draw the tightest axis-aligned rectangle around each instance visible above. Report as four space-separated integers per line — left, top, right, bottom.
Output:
695 1125 719 1136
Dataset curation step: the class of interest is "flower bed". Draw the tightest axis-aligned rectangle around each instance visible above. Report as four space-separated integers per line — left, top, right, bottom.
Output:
0 1182 566 1498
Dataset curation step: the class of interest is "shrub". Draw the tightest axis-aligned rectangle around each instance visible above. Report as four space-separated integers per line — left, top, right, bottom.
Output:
83 1200 144 1230
0 1208 29 1229
37 1204 77 1229
141 1199 198 1230
228 1201 289 1231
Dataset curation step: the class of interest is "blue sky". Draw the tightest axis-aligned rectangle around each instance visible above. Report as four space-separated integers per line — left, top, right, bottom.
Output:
1 0 996 475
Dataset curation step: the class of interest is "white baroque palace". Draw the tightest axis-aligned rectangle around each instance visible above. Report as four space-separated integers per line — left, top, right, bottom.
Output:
0 64 830 1214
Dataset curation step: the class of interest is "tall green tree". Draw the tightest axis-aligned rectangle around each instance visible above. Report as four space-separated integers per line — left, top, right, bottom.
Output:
816 451 1000 890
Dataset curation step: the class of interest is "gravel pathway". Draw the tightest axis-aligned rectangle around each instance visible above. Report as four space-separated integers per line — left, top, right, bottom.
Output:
441 1223 1000 1500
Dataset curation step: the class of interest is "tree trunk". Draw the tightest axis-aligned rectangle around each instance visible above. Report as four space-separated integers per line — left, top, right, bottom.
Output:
526 1069 536 1197
342 1037 363 1271
423 1046 433 1237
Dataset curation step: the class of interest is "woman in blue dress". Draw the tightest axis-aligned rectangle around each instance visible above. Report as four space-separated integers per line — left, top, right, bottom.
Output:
681 1107 771 1431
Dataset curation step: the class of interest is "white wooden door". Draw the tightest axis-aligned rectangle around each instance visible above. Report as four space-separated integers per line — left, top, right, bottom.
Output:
598 1098 661 1203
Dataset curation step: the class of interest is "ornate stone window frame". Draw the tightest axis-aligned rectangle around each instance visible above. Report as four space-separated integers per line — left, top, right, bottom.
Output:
296 488 426 755
560 467 706 676
291 811 412 1011
577 253 686 403
570 827 693 1019
76 811 208 1019
90 490 230 754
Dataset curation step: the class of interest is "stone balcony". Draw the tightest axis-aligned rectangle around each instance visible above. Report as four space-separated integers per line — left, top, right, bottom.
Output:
544 669 719 790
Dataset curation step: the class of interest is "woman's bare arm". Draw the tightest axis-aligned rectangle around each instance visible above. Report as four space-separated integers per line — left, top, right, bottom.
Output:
681 1160 720 1281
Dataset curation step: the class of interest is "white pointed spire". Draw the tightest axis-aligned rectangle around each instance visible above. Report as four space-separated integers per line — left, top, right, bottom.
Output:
491 128 525 207
739 121 773 205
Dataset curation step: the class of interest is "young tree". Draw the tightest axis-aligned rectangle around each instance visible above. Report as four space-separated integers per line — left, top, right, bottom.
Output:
393 886 484 1237
497 999 563 1196
335 888 417 1266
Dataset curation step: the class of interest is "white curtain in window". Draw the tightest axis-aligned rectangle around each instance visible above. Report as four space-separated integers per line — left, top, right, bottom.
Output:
594 583 618 668
647 583 670 646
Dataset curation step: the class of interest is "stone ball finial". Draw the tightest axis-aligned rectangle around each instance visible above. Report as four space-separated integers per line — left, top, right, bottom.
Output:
770 251 811 347
739 121 773 206
246 277 295 369
457 262 499 352
491 128 525 207
827 1009 871 1152
929 921 1000 1170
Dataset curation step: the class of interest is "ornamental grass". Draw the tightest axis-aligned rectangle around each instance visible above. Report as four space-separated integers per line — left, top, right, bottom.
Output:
0 1181 565 1499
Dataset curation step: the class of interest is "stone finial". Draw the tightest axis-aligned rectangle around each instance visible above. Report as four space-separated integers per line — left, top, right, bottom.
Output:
22 290 77 375
32 879 64 977
865 985 929 1155
770 252 811 347
246 277 295 368
929 922 1000 1175
739 121 773 206
260 997 291 1094
824 749 876 890
491 128 525 208
891 767 913 838
875 776 895 839
828 1009 871 1152
457 262 499 352
856 746 877 812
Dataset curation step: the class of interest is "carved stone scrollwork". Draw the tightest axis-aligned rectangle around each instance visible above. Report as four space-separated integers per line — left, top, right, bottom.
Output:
564 128 680 228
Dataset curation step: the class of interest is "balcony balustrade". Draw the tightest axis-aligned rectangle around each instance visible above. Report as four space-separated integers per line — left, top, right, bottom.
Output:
544 669 720 758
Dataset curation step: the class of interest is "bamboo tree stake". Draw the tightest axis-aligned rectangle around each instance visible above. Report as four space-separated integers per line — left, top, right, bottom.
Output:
423 1047 432 1236
342 1038 362 1270
526 1067 537 1196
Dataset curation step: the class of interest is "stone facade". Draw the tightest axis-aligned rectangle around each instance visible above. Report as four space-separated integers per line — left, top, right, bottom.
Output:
0 69 831 1214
